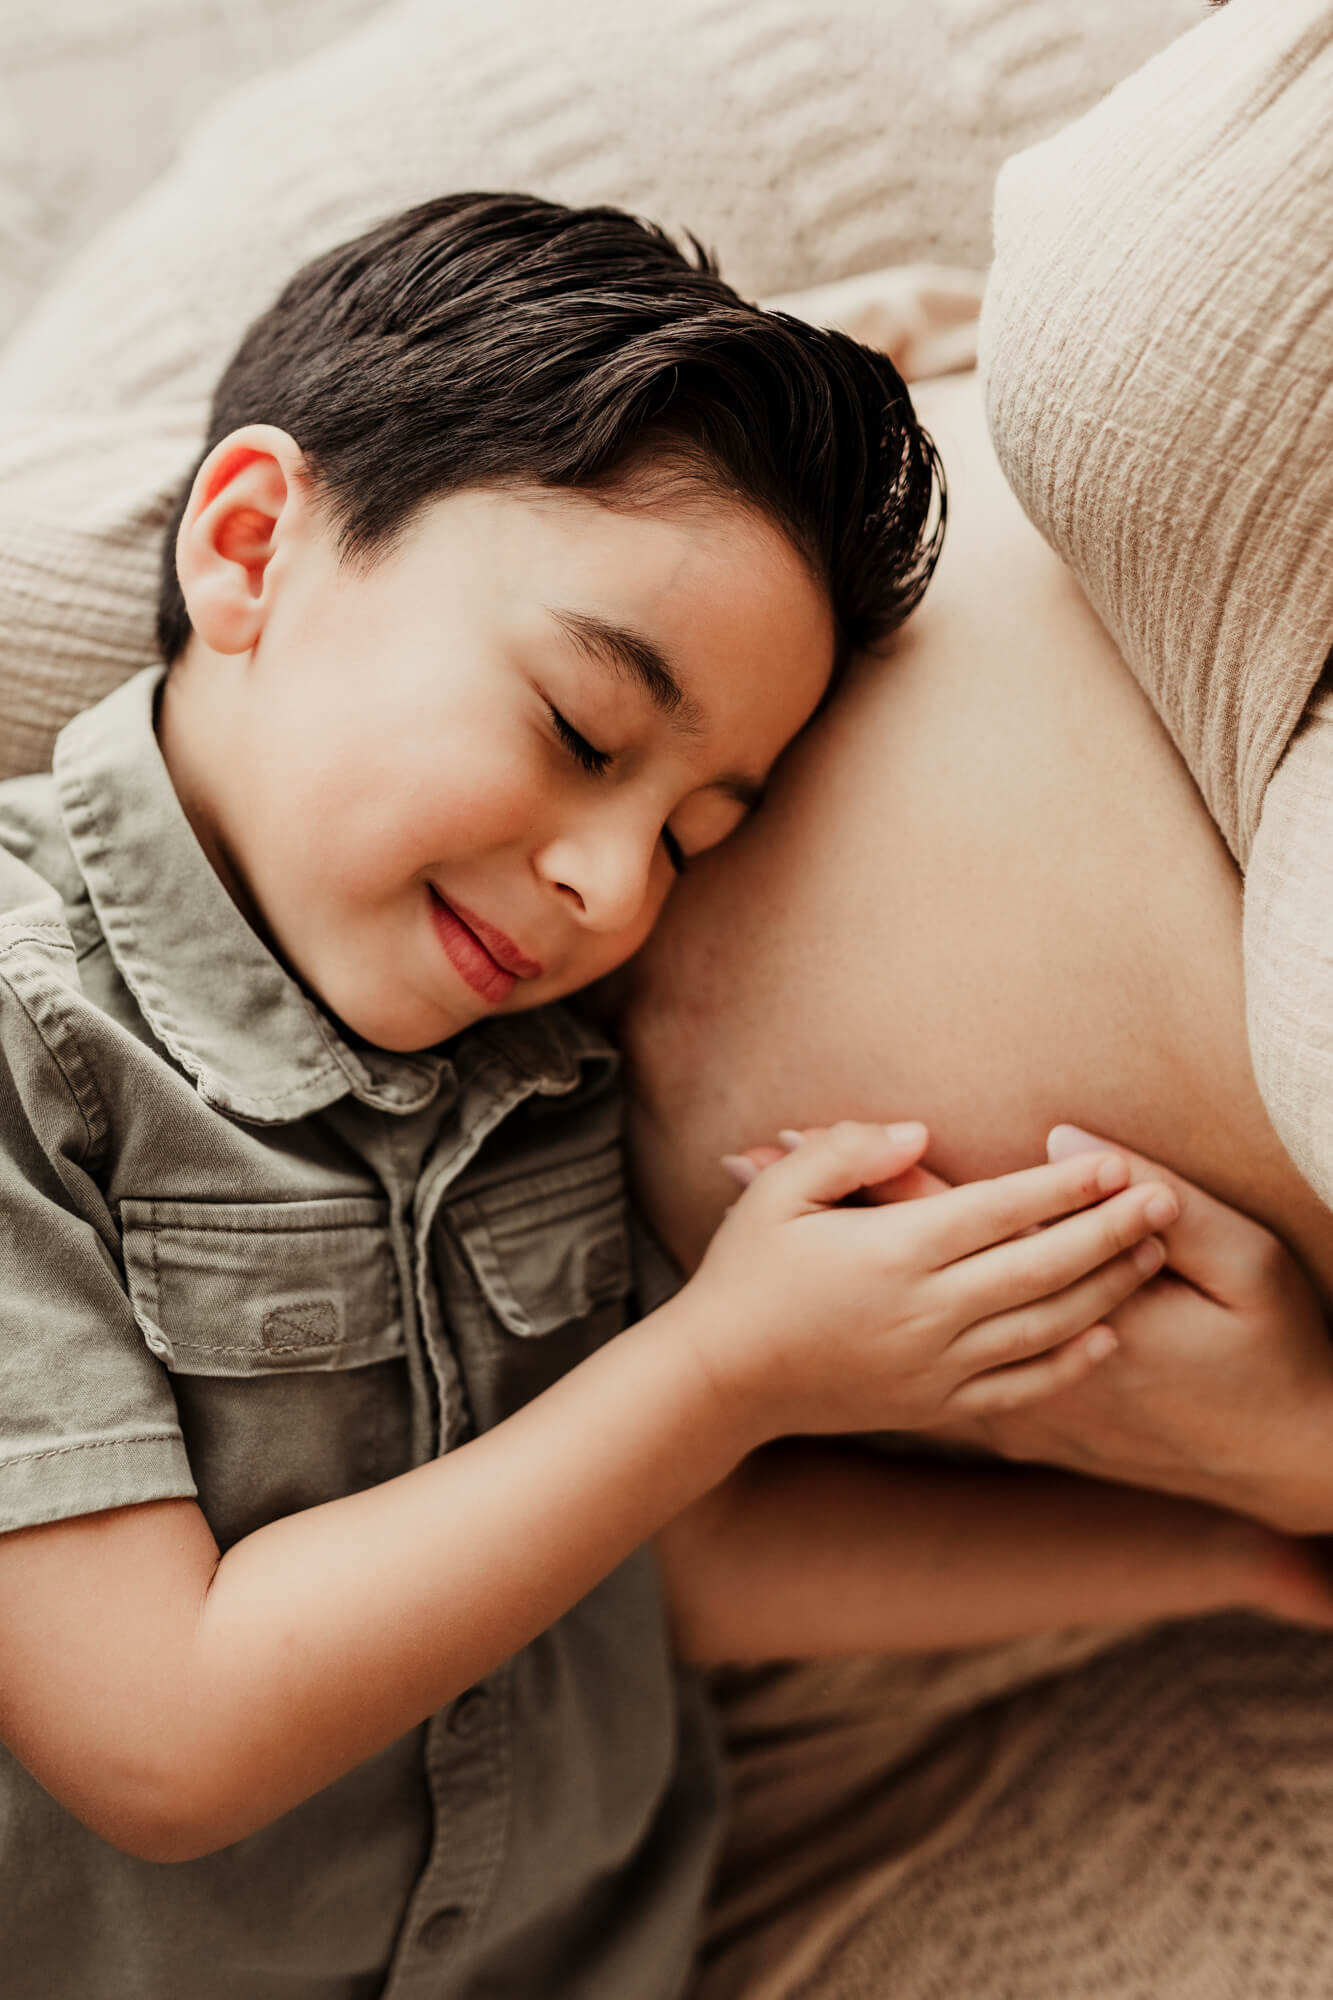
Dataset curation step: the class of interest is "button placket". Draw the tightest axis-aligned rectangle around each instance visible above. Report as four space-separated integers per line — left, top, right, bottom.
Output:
415 1904 465 1953
380 1672 513 1997
449 1688 489 1739
378 1046 615 1997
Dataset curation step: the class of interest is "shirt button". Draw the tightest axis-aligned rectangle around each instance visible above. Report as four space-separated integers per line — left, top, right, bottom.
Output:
418 1905 465 1951
449 1688 489 1738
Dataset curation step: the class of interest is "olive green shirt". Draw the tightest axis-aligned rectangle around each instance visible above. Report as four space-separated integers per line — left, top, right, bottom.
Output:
0 667 720 1999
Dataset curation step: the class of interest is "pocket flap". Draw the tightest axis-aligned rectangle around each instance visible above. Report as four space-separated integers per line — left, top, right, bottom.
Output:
447 1152 630 1339
121 1195 402 1376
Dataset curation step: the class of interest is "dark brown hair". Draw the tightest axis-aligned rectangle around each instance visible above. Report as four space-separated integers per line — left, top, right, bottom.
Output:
157 193 944 672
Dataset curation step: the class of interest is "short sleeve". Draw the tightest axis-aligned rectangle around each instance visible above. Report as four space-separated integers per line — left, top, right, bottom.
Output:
0 941 194 1533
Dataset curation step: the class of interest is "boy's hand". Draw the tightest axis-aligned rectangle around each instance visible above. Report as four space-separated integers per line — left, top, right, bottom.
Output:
681 1120 1175 1446
938 1127 1333 1532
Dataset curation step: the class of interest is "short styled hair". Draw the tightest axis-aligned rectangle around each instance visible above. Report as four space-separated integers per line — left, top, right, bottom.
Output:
156 192 944 669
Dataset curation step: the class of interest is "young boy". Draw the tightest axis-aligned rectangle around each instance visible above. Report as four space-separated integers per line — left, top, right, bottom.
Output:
0 193 1310 2000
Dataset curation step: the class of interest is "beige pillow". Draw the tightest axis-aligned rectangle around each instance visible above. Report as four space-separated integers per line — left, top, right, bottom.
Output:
0 0 387 348
0 0 1199 781
981 0 1333 1207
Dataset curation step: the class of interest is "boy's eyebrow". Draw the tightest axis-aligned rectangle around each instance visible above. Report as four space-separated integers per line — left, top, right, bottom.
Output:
550 607 766 811
551 608 703 734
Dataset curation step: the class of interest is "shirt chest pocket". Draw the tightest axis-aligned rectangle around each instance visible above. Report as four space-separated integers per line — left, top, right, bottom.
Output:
119 1196 411 1548
438 1146 633 1430
120 1195 404 1376
446 1147 631 1337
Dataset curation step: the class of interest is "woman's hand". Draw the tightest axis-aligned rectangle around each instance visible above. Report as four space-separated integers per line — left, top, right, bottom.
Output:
689 1120 1173 1444
949 1127 1333 1531
727 1124 1333 1530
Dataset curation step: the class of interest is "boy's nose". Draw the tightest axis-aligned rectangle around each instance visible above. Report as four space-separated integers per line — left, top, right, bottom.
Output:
537 819 659 933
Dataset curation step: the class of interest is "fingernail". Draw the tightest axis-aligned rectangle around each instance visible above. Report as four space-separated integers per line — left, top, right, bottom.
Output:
720 1154 760 1186
1048 1124 1103 1160
777 1129 806 1151
1086 1327 1119 1360
1133 1235 1165 1274
1144 1192 1178 1228
1095 1154 1130 1193
884 1121 927 1144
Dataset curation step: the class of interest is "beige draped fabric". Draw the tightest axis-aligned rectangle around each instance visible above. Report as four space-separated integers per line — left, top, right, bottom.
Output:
983 0 1333 873
983 0 1333 1209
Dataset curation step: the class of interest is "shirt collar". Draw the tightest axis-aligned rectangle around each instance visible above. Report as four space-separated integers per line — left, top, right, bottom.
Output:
52 669 613 1125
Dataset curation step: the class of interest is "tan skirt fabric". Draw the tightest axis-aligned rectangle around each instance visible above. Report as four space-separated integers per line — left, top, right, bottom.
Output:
1246 667 1333 1210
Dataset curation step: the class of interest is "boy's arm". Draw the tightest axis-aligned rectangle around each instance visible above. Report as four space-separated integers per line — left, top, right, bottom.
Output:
0 1128 1165 1862
0 1307 737 1863
656 1440 1333 1663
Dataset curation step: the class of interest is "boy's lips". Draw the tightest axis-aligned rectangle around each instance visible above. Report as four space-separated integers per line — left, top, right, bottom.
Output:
428 888 543 1002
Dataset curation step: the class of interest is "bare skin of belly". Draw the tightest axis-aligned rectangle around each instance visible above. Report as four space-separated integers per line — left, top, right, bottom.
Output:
620 372 1333 1308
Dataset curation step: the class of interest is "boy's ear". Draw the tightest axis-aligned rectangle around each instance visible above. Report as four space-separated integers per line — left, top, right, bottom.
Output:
174 424 311 655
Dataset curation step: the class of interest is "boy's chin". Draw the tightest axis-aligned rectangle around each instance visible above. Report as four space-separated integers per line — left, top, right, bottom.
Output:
567 965 633 1034
308 975 476 1057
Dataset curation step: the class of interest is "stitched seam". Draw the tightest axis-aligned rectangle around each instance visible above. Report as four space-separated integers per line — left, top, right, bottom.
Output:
0 924 75 952
149 1222 162 1334
167 1332 394 1360
0 956 105 1164
455 1145 622 1222
0 1433 180 1470
130 1220 383 1236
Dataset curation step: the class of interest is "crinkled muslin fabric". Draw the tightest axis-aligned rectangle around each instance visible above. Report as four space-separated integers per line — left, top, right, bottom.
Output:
981 0 1333 1206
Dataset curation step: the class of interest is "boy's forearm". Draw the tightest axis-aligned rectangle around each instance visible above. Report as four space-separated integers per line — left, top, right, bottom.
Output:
13 1298 746 1861
658 1441 1277 1663
183 1300 750 1848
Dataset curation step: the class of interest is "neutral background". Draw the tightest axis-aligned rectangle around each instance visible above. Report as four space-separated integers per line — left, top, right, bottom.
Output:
0 0 1207 353
0 0 383 343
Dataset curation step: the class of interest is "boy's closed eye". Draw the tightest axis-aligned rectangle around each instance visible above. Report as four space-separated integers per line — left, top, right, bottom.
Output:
547 700 611 778
546 701 689 874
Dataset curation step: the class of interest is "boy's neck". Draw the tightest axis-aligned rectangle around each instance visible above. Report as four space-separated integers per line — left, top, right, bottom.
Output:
155 649 265 941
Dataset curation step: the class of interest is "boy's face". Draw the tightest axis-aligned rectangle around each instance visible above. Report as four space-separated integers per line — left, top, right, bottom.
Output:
164 437 834 1052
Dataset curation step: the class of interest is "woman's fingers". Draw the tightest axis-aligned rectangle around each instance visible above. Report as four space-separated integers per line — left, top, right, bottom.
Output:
861 1161 953 1204
1047 1123 1275 1301
917 1150 1152 1264
950 1236 1164 1376
943 1181 1175 1324
946 1324 1118 1420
